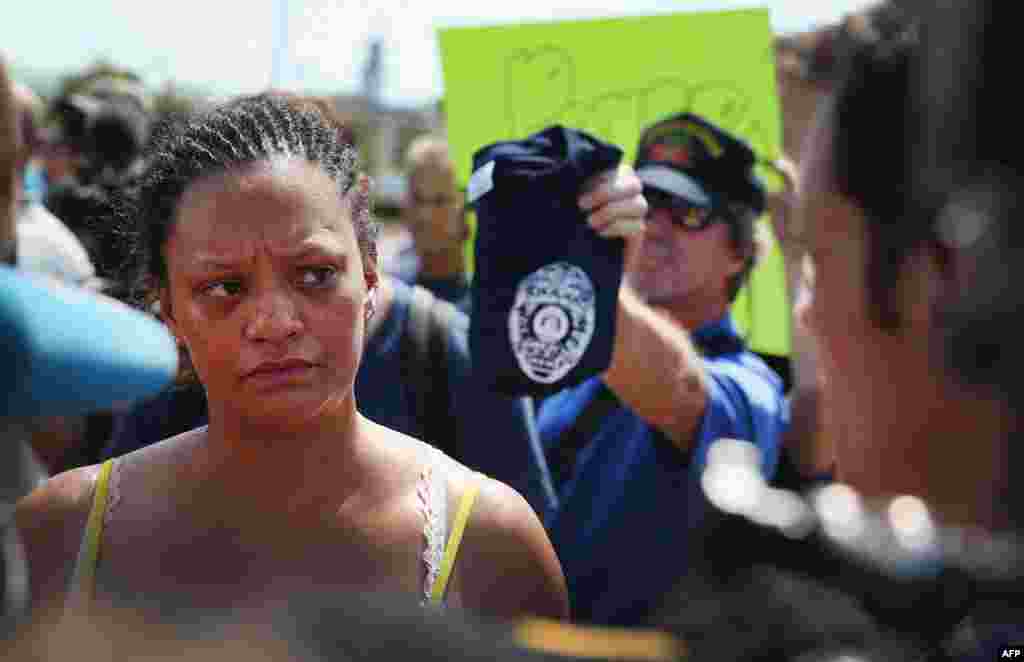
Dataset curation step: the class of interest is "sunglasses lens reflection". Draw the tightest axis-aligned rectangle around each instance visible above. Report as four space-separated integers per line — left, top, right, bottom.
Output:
645 189 713 231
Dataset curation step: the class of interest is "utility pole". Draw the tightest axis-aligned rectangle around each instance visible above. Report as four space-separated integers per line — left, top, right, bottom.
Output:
270 0 289 88
362 38 383 111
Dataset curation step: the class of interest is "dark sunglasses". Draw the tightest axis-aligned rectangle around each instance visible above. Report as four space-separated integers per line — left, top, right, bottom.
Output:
643 187 719 231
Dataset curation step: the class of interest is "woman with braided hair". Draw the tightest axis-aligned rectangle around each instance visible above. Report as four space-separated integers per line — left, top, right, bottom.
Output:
14 93 574 624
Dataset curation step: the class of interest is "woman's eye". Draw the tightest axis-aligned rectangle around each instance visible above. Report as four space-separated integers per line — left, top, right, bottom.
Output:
299 266 338 288
203 280 243 298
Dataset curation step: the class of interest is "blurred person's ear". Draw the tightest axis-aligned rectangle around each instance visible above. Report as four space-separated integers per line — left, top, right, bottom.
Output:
896 239 950 333
765 156 800 249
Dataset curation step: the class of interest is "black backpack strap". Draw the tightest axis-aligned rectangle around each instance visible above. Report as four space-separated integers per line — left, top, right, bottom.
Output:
404 285 458 458
426 292 459 458
546 382 621 490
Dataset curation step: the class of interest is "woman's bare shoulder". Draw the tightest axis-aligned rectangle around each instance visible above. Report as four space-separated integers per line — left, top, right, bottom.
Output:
14 429 205 608
121 425 208 465
435 455 570 621
360 418 443 487
16 463 103 533
15 463 105 609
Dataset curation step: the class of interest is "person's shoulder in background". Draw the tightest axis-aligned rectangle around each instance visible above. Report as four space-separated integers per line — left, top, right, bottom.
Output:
14 462 106 612
15 202 98 289
102 382 208 460
379 224 419 285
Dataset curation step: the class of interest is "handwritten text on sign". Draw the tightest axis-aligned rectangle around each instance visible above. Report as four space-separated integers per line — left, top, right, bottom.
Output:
439 9 781 183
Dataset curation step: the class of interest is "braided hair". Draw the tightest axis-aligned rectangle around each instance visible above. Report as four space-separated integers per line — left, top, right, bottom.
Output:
129 93 378 302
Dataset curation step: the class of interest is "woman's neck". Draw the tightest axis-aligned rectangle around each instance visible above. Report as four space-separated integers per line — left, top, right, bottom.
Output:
189 397 369 512
842 351 1011 531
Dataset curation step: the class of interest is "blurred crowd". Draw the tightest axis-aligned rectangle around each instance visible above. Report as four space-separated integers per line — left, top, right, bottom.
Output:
2 1 1023 660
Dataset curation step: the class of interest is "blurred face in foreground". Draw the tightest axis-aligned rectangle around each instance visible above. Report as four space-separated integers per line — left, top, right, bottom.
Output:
162 157 376 434
797 107 1010 519
797 107 909 497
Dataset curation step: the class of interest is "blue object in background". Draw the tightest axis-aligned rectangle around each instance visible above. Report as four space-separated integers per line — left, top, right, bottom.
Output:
0 265 178 418
22 165 47 205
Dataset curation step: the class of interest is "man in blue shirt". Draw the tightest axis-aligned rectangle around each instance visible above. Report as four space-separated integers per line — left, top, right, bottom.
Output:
537 113 787 626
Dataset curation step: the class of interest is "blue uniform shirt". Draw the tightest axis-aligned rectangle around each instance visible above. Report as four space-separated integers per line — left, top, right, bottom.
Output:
537 314 786 626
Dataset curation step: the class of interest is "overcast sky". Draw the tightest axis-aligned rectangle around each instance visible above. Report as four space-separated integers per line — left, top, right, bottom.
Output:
4 0 877 106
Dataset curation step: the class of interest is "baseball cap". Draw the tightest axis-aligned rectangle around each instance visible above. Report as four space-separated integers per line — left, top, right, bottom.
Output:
634 113 766 217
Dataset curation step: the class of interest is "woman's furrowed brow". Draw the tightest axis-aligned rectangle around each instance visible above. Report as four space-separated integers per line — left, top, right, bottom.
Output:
272 239 347 260
191 253 244 271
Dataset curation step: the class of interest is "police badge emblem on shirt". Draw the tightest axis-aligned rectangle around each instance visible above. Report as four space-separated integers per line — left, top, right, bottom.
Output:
508 262 596 384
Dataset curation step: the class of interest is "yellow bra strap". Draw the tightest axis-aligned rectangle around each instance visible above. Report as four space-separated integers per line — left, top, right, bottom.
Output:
77 459 114 597
429 477 481 605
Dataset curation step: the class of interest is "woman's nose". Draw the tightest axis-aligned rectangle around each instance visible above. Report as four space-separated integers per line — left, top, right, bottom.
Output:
243 290 304 343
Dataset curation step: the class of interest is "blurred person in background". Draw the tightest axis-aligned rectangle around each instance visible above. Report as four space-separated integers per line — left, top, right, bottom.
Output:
43 72 153 291
12 80 46 204
5 78 125 476
1 52 49 539
2 57 99 489
535 112 787 626
1 60 34 626
21 72 159 472
10 76 105 477
11 81 99 293
15 93 570 625
386 135 471 312
1 55 17 267
3 54 179 640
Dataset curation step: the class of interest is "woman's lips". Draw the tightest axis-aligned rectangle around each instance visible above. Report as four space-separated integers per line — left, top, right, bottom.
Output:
243 360 316 387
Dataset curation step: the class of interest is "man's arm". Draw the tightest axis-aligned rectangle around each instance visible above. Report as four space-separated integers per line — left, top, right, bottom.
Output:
601 285 709 449
14 465 97 614
580 166 709 449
